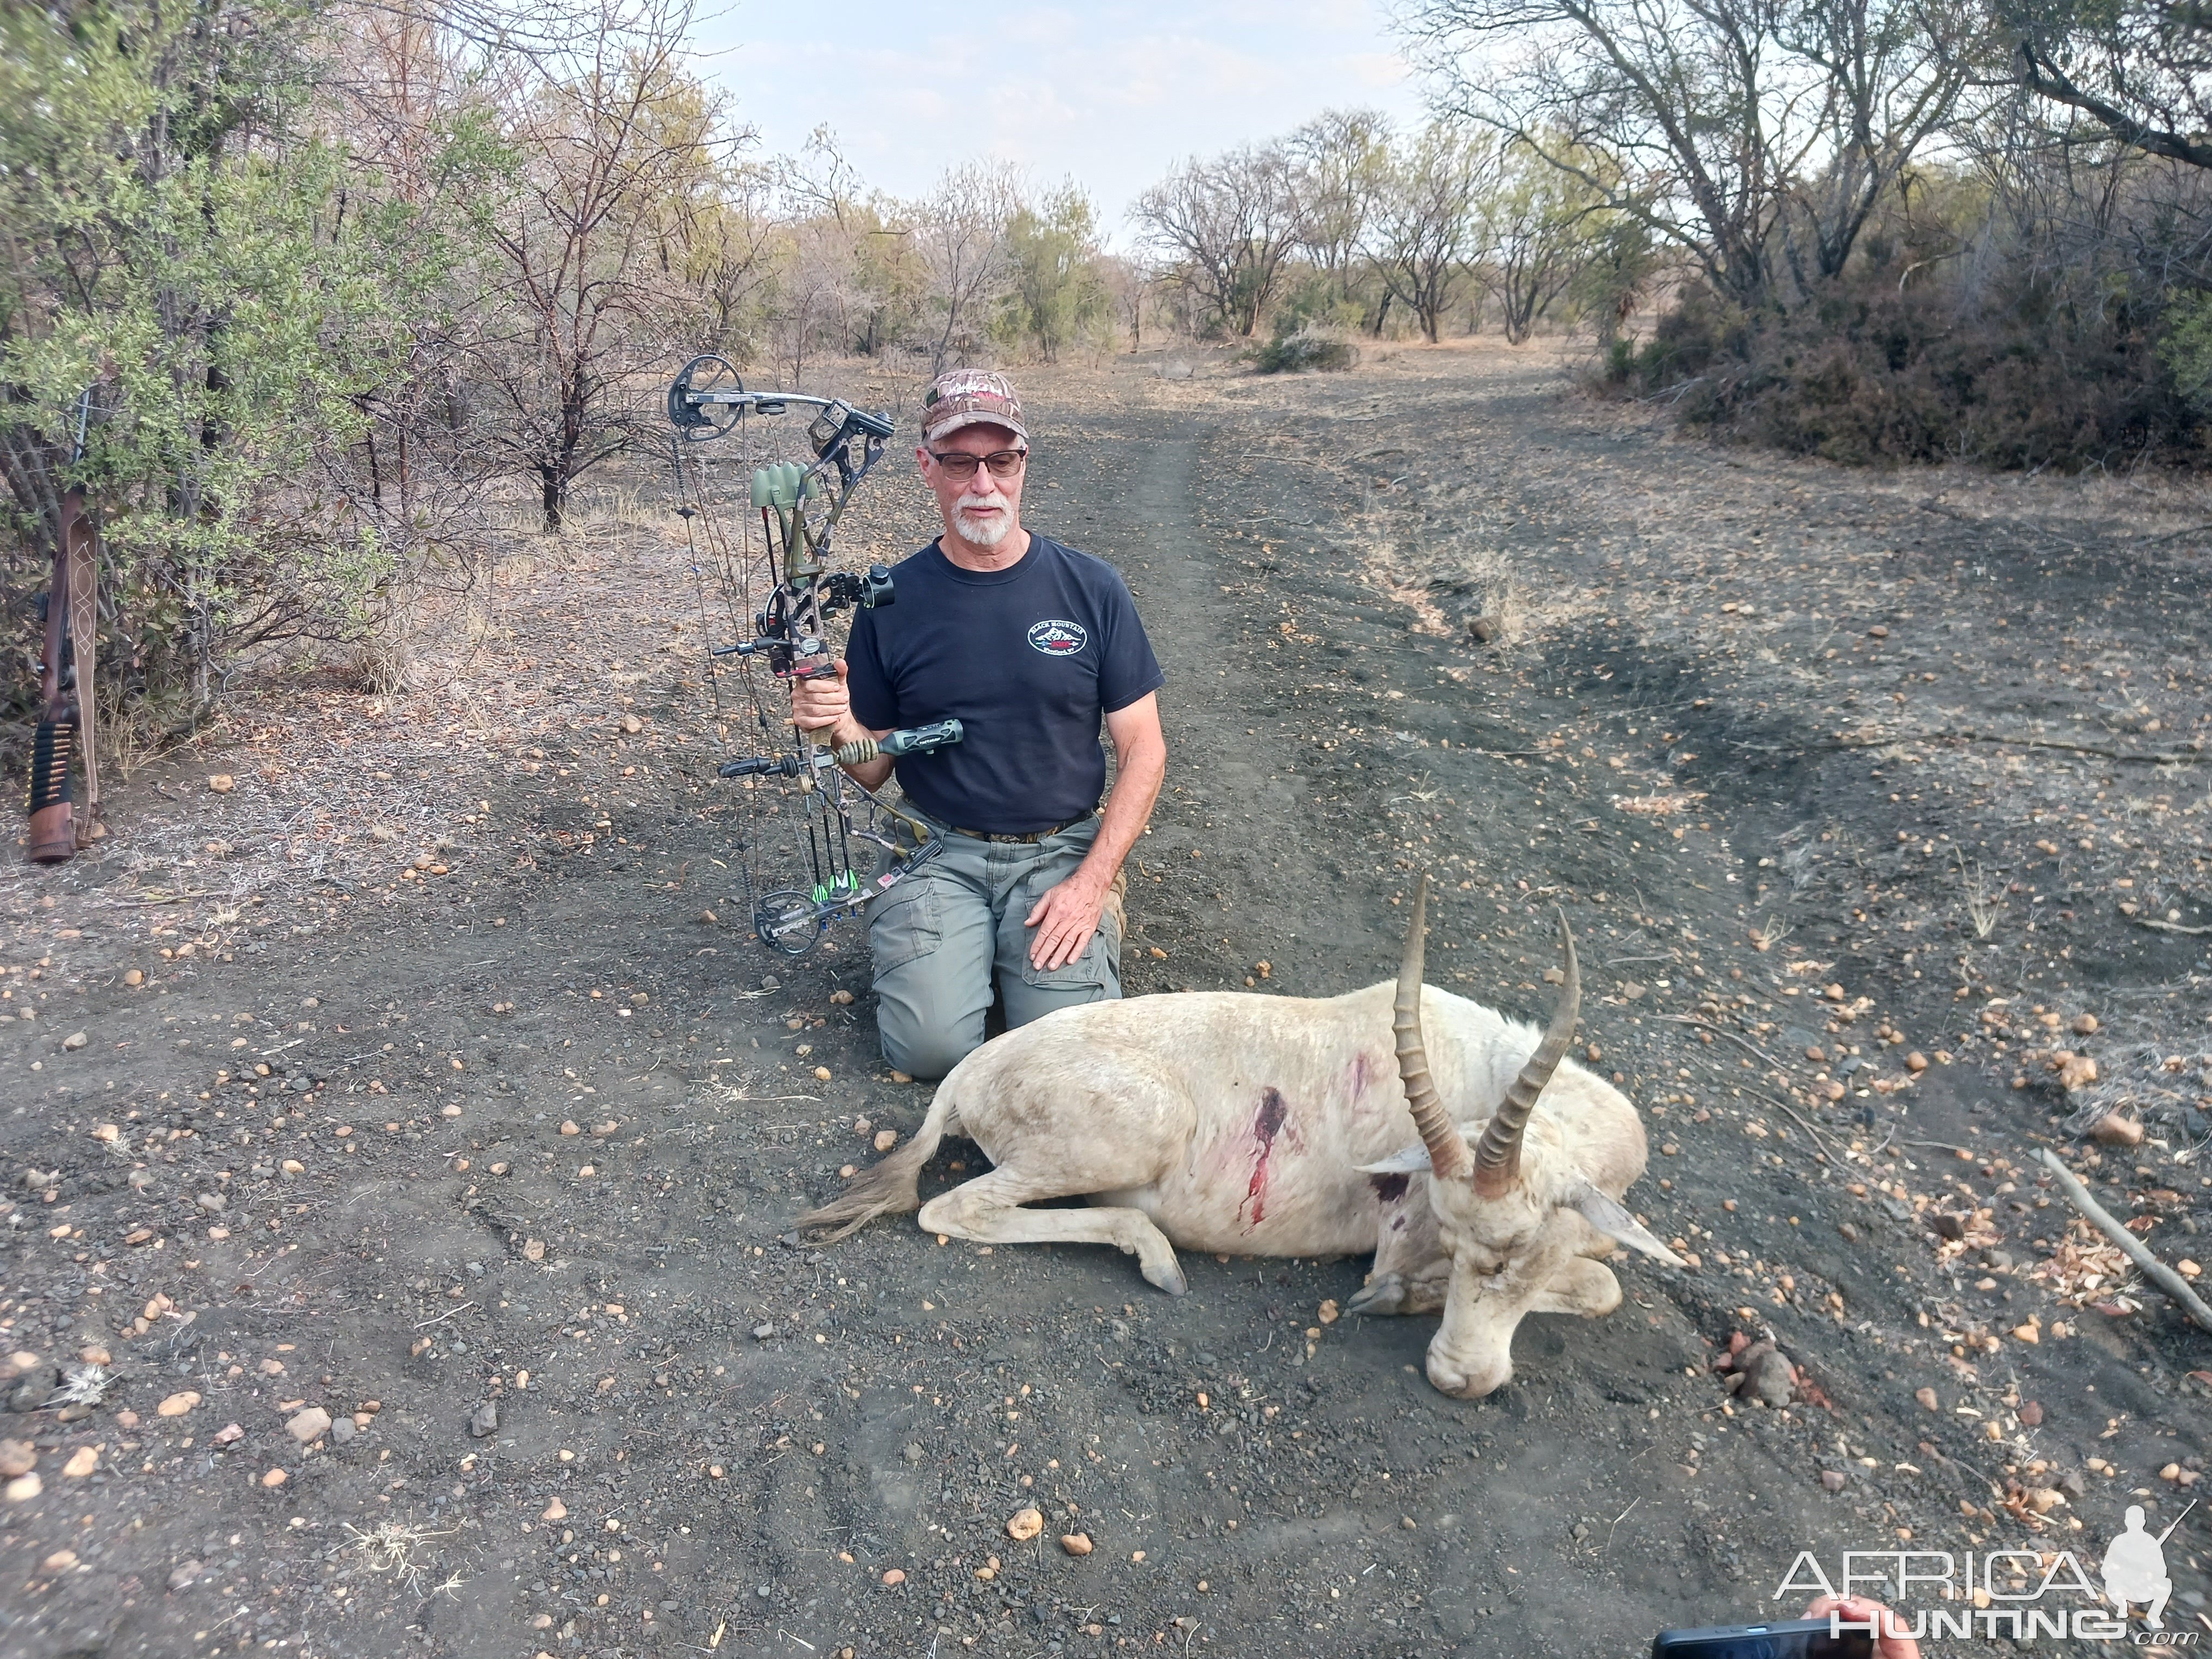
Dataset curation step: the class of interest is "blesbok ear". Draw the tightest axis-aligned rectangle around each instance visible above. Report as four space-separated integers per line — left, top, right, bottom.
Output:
1564 1180 1684 1266
1356 1142 1433 1176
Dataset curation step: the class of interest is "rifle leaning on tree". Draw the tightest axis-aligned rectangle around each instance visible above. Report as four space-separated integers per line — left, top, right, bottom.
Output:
25 389 101 864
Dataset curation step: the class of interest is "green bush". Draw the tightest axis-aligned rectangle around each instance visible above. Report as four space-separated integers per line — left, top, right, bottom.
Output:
1253 327 1358 374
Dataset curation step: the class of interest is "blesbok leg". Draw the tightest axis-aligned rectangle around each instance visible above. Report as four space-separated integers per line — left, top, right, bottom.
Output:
1349 1171 1446 1316
918 1167 1188 1296
1527 1256 1621 1318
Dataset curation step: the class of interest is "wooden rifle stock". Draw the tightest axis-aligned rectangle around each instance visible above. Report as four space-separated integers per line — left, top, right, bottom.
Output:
25 485 87 863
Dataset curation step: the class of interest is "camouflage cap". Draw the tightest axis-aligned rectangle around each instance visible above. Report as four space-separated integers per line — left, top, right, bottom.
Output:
920 369 1027 446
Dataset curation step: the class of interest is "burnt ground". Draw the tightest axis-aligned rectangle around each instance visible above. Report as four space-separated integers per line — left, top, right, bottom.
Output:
1 340 2210 1659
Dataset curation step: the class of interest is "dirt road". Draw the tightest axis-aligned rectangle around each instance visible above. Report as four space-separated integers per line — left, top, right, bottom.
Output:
2 343 2207 1659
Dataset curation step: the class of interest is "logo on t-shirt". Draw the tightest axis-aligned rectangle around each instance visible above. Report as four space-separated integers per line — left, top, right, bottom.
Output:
1026 619 1088 657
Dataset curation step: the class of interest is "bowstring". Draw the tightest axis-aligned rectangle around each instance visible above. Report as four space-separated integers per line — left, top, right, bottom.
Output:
675 382 888 948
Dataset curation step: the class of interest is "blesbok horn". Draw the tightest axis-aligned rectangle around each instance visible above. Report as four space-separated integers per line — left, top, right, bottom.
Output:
1393 874 1470 1180
1472 911 1580 1198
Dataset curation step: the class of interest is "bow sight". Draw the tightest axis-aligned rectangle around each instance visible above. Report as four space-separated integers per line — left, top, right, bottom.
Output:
667 353 964 956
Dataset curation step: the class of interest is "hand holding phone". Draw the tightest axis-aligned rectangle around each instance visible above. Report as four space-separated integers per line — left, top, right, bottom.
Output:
1652 1595 1920 1659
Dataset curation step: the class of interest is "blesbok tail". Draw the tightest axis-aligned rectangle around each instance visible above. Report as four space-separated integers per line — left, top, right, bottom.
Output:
797 1072 963 1243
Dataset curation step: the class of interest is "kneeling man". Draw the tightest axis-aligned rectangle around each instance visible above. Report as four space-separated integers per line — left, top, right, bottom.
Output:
792 370 1167 1079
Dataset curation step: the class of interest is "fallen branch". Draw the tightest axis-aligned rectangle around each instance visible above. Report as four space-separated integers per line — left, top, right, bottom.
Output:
1815 730 2207 766
2036 1150 2212 1333
1657 1013 1791 1074
1746 1089 1849 1165
2130 916 2212 937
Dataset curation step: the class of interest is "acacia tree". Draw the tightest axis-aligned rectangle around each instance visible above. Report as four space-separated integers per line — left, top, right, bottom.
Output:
1287 108 1394 315
1477 139 1613 342
0 0 481 711
1368 124 1494 342
998 185 1110 362
1135 145 1301 335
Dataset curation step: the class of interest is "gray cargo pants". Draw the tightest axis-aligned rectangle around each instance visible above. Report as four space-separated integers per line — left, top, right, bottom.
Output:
867 813 1122 1081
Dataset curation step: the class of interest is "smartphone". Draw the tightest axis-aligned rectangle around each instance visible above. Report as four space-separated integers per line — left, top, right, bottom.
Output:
1651 1618 1876 1659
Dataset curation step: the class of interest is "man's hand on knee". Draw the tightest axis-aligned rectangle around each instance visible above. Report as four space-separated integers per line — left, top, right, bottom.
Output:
1025 869 1109 970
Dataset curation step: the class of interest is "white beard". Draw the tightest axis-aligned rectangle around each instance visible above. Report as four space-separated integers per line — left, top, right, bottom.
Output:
953 498 1012 547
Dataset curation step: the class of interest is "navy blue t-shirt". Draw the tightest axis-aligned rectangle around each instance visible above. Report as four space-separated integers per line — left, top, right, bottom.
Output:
845 535 1164 834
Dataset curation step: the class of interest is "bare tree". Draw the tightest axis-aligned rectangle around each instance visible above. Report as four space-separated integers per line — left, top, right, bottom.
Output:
1776 0 1984 285
664 159 780 360
1097 252 1161 350
1401 0 1977 305
910 163 1018 373
1134 145 1300 336
472 0 732 530
2001 0 2212 169
1368 124 1494 342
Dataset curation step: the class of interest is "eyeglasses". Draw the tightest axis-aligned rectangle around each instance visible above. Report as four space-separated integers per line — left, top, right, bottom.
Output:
926 448 1027 480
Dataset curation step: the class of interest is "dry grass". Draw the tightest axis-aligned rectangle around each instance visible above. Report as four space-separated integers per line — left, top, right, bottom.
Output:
343 1520 467 1598
1954 850 2004 940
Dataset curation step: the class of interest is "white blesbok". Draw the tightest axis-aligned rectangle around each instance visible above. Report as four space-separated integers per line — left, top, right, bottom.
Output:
801 876 1680 1397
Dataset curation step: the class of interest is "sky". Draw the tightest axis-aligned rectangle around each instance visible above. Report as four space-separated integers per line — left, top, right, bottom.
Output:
692 0 1437 240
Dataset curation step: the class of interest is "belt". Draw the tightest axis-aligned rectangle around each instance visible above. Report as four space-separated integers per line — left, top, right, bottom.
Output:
945 807 1097 845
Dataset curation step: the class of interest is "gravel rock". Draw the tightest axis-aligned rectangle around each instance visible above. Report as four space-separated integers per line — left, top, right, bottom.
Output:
1820 1470 1848 1493
752 1324 775 1341
902 1442 925 1463
286 1407 332 1444
8 1372 54 1413
1915 1387 1939 1411
470 1401 499 1438
0 1439 33 1477
1741 1347 1795 1408
1061 1533 1094 1555
1006 1507 1044 1542
2092 1113 2144 1148
4 1472 41 1503
157 1391 200 1418
167 1561 202 1592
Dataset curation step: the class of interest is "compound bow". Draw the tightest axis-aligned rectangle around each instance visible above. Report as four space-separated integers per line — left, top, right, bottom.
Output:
666 353 960 956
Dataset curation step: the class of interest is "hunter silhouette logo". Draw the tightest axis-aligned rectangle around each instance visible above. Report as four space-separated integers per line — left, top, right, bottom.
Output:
2101 1501 2188 1628
1027 619 1087 657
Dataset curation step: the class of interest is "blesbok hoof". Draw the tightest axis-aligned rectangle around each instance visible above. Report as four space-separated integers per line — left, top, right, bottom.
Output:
1346 1274 1406 1316
1142 1254 1189 1297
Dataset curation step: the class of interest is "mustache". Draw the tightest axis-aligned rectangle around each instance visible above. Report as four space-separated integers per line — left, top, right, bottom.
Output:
954 494 1004 513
